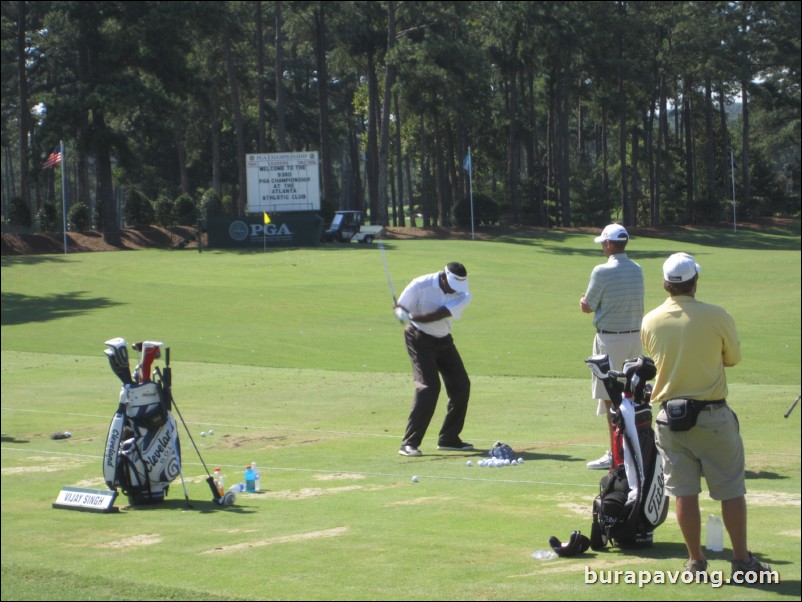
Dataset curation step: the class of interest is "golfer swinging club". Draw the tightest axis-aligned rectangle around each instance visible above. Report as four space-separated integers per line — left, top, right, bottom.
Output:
394 262 473 457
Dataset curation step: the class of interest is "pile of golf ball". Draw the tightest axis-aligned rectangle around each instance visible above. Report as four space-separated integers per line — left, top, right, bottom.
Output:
476 457 524 467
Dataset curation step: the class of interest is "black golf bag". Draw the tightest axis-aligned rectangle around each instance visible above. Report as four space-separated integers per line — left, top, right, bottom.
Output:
102 339 181 505
585 354 669 549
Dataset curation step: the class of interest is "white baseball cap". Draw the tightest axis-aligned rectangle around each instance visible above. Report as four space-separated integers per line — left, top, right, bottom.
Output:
594 224 629 243
663 253 701 283
444 263 469 294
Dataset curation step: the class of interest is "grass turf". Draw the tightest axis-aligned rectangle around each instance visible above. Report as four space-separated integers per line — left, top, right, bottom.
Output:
2 225 800 600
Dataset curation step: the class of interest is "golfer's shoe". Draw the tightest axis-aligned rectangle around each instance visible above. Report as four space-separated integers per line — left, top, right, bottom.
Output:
399 444 422 457
437 440 474 451
731 553 772 581
683 559 709 575
586 450 612 470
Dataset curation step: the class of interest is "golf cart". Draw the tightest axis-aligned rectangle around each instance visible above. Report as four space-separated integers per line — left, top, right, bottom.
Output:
323 211 384 244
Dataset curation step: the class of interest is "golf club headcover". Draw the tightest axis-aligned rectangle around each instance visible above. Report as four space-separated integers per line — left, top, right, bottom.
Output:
549 531 591 557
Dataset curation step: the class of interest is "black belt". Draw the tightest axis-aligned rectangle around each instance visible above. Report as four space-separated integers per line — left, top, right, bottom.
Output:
695 399 726 407
660 399 726 408
597 329 639 334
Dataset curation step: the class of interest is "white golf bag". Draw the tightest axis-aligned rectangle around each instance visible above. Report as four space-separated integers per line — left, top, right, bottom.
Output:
102 339 181 505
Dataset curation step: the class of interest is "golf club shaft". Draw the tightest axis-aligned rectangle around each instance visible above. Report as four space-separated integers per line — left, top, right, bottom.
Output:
378 241 397 305
784 394 800 418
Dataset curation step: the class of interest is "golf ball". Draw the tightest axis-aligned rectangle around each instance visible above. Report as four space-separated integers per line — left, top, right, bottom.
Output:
466 460 473 467
200 431 207 437
411 475 419 482
209 429 215 435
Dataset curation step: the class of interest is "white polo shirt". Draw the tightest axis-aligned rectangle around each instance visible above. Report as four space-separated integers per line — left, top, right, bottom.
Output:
397 271 471 338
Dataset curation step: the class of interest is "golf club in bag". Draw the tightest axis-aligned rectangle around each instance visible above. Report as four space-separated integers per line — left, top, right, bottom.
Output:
102 339 226 506
585 354 669 549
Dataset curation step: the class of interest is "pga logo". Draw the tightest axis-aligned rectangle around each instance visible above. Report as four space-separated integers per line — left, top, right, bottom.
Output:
228 220 294 242
250 223 292 237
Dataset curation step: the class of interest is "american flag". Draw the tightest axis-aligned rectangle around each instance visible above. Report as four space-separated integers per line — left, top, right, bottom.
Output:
42 145 62 169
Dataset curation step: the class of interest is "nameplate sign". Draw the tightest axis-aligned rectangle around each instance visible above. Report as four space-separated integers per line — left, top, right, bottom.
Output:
53 487 118 513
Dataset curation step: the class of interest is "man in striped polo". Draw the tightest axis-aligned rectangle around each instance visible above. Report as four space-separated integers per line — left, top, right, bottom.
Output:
580 224 644 470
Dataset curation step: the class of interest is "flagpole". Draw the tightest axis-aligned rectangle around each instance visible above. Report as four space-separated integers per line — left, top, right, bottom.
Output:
60 140 68 254
468 146 474 241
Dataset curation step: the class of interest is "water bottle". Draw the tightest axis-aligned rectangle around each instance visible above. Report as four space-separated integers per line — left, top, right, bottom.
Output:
244 465 256 493
229 482 246 493
213 467 224 497
252 461 261 492
531 549 558 560
705 514 724 551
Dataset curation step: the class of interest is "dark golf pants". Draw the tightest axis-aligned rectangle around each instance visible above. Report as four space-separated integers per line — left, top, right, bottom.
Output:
402 326 470 448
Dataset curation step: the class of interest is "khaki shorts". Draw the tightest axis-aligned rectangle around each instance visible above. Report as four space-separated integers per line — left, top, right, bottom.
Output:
592 332 642 414
655 403 746 500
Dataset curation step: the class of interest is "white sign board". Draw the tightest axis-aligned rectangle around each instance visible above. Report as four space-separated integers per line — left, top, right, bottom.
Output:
53 486 118 513
246 152 320 213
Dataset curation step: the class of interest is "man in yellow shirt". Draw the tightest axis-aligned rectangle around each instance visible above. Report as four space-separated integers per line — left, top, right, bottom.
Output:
641 253 771 581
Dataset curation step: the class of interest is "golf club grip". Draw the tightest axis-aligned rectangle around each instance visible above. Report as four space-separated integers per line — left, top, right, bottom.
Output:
207 475 221 501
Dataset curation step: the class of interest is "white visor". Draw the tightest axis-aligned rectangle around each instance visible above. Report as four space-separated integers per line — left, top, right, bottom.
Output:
444 266 469 294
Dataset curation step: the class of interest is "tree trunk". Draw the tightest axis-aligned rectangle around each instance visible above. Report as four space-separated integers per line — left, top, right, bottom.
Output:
683 93 694 222
617 22 629 226
432 113 446 226
704 76 716 218
405 154 416 228
366 51 379 219
419 115 431 227
718 85 732 203
314 5 334 211
741 77 750 214
558 73 570 226
526 61 544 226
256 0 266 153
224 24 247 215
394 92 405 227
176 124 189 194
209 87 222 199
655 70 667 226
507 39 521 223
547 75 556 224
377 0 396 226
347 109 362 212
16 1 31 210
275 1 289 151
95 111 120 245
631 127 639 224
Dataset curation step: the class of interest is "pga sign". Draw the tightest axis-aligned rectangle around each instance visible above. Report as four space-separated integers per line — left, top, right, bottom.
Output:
208 213 323 249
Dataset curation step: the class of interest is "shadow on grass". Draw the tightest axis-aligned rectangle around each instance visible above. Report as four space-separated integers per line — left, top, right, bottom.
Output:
745 470 789 480
119 497 257 515
480 220 801 253
1 253 72 268
588 535 798 596
1 291 122 326
0 435 30 443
